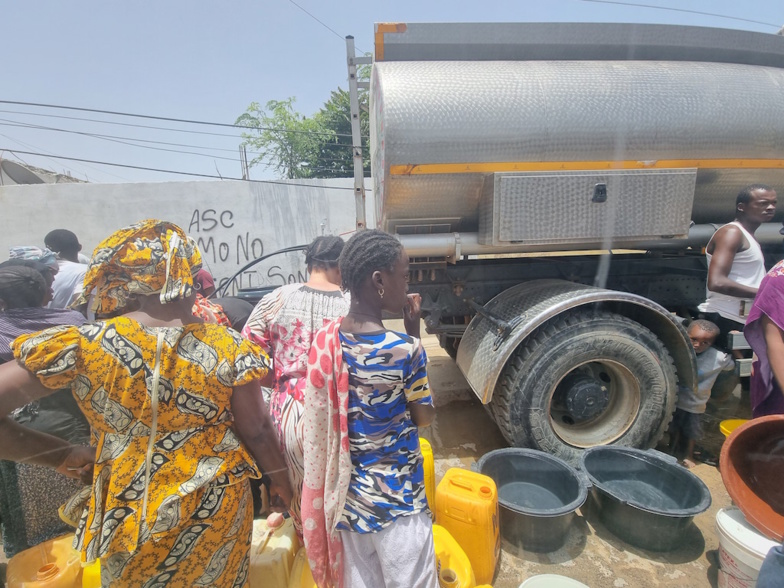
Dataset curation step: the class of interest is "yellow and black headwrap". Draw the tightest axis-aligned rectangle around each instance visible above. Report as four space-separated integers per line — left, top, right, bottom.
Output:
74 219 202 317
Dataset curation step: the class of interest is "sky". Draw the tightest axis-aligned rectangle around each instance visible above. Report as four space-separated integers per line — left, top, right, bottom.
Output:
1 0 781 183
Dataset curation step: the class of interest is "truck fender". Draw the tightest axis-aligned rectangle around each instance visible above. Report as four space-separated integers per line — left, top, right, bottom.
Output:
455 279 697 403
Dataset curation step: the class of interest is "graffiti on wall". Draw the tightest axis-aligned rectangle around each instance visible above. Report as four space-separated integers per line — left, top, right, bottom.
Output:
188 208 308 295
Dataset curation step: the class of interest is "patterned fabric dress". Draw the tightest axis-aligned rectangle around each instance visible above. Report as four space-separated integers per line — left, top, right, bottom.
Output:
300 320 435 588
336 330 432 533
0 306 89 558
242 284 349 532
192 293 231 327
12 317 270 588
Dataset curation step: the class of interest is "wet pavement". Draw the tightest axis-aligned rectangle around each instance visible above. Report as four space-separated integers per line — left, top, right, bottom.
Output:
420 325 745 588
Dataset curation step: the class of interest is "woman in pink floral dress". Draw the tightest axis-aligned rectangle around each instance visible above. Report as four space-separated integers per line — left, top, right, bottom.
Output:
242 236 349 531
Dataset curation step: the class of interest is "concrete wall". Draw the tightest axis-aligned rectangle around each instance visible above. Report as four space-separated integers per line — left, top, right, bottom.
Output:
0 178 373 294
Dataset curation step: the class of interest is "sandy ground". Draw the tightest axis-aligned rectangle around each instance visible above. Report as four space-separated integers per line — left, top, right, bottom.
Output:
0 325 746 588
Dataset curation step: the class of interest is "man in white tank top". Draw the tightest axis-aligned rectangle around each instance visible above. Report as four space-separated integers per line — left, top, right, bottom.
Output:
698 184 777 331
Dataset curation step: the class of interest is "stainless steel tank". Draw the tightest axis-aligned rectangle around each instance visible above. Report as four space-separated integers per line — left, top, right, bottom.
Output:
370 24 784 236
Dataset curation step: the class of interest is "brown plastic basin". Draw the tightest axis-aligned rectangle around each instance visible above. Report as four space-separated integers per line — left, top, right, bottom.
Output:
720 415 784 541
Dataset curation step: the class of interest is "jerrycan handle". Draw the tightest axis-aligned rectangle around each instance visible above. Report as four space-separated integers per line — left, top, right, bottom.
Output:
449 476 474 492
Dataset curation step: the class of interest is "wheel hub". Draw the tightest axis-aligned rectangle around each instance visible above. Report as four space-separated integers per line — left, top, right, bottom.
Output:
561 372 610 422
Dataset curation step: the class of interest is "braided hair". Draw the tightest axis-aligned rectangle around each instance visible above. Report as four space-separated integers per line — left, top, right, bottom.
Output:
0 266 48 309
305 235 345 271
339 229 404 294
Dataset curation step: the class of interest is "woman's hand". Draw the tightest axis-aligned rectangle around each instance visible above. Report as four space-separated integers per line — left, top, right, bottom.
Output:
403 293 422 338
55 445 96 485
268 472 294 512
231 381 295 512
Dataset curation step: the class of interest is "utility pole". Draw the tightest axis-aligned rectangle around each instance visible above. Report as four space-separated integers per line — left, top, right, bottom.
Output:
239 145 250 180
346 35 372 230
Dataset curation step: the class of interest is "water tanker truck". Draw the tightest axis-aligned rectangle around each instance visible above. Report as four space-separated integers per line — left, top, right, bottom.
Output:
368 22 784 463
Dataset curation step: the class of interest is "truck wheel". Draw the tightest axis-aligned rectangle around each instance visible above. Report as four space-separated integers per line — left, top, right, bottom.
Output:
491 310 677 464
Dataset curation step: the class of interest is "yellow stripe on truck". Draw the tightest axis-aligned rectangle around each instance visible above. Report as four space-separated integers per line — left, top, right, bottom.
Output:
389 159 784 176
374 23 407 62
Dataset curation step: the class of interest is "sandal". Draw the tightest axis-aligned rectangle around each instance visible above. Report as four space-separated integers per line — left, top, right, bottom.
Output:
693 448 718 466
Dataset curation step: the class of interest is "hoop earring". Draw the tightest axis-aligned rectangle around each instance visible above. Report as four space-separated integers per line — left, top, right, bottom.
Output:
378 288 384 299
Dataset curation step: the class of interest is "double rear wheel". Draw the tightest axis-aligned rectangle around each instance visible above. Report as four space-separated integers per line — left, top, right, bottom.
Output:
490 310 678 464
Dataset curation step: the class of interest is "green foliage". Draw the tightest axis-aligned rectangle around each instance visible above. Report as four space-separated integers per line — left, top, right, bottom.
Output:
237 78 370 179
311 88 370 179
236 98 323 179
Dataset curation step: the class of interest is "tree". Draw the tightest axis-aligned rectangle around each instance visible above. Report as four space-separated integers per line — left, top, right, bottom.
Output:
236 98 323 179
237 79 370 179
311 88 370 179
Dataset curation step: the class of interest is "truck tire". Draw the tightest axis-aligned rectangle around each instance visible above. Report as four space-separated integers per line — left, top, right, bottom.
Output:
491 309 677 464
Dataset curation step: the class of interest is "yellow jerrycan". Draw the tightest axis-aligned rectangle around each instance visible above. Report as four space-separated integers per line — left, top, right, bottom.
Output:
433 524 476 588
288 547 317 588
6 534 81 588
80 560 101 588
435 468 500 586
249 513 301 588
420 437 436 513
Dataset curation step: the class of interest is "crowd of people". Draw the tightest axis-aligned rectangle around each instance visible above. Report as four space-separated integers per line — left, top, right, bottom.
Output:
0 221 437 587
0 184 783 585
663 183 784 470
698 183 784 419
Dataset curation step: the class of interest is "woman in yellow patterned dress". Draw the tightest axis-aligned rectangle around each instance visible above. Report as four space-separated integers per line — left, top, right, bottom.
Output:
0 219 293 587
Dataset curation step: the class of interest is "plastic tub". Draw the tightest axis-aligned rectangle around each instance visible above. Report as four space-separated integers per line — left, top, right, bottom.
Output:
435 468 499 585
580 447 711 551
6 534 81 588
477 448 588 553
720 419 749 438
519 575 590 587
716 507 779 588
720 415 784 541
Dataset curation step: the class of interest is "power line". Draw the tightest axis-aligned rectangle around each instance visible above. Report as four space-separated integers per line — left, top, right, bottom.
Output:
285 0 367 54
0 118 365 165
0 118 258 154
0 100 358 138
0 133 78 177
0 120 240 163
0 108 250 138
0 148 366 190
575 0 782 28
0 109 369 144
0 120 362 171
0 133 127 181
0 118 362 165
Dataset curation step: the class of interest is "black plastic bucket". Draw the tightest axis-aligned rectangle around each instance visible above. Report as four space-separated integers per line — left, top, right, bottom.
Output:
580 447 712 551
476 448 589 553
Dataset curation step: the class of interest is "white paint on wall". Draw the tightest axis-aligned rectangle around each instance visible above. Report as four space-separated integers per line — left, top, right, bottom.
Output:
0 178 374 295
